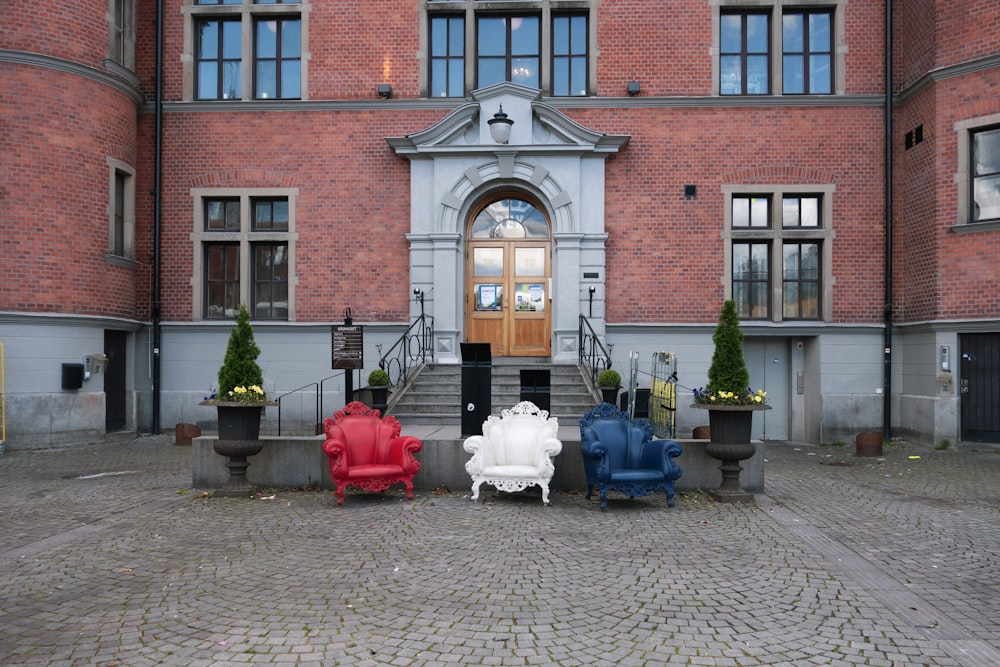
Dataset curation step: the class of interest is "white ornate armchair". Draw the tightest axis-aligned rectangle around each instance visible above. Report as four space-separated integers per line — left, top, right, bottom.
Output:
463 401 563 505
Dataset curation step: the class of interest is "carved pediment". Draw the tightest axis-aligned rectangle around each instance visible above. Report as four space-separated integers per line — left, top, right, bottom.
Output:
387 83 629 157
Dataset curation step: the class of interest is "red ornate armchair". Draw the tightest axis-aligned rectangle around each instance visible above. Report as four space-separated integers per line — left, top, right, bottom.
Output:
322 401 423 505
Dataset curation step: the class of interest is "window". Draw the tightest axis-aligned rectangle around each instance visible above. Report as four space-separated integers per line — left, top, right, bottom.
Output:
426 2 591 97
188 0 305 101
193 190 297 320
478 15 539 89
720 11 770 95
255 17 301 99
106 158 135 262
782 195 821 227
197 19 242 99
782 242 821 319
715 2 844 96
972 126 1000 223
552 14 587 97
733 241 771 319
725 187 833 321
430 16 465 97
733 195 771 227
782 10 832 94
109 0 136 69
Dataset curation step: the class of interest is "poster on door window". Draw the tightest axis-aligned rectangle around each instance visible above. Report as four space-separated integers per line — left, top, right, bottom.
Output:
476 284 502 311
514 283 545 312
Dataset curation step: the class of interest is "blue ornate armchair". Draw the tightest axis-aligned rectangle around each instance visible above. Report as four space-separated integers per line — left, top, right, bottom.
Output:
579 402 683 510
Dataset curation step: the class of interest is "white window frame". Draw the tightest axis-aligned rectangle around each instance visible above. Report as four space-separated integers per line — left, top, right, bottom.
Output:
711 0 848 97
191 187 299 321
723 184 836 322
181 0 310 102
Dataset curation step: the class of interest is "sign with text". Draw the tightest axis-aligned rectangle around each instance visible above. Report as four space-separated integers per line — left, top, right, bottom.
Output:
331 325 363 369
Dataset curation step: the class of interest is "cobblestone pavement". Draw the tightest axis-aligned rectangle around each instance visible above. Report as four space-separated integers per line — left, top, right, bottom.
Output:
0 436 997 666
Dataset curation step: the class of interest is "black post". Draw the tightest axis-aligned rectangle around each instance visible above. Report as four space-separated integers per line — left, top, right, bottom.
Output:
343 307 353 406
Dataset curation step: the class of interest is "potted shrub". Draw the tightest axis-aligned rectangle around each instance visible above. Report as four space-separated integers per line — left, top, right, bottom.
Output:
598 368 622 406
366 368 391 412
200 304 275 494
691 299 770 502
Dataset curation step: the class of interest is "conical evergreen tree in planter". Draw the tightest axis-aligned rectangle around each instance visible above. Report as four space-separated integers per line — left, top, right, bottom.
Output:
705 299 749 400
203 304 273 495
692 299 769 503
204 304 271 442
218 304 264 399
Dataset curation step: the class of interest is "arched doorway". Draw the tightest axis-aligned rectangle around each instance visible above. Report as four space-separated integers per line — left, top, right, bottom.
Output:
465 196 551 357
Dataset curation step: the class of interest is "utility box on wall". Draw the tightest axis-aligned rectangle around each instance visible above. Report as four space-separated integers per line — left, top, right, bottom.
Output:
61 363 85 390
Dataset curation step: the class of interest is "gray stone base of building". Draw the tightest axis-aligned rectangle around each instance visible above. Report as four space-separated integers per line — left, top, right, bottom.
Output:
191 430 764 495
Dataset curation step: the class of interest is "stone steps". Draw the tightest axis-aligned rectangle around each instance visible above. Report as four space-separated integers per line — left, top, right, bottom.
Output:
387 362 599 425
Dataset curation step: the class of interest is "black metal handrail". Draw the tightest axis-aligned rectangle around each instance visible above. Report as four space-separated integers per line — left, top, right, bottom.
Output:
378 313 434 388
579 314 612 386
275 381 319 436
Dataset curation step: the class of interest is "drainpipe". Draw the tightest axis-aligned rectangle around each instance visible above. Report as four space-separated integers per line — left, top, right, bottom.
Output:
151 0 164 434
882 0 893 440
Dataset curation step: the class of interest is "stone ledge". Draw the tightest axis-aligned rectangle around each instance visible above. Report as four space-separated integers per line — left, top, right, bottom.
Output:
192 436 764 493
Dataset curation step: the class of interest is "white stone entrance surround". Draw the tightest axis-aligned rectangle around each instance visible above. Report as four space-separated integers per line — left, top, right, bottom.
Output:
387 83 629 364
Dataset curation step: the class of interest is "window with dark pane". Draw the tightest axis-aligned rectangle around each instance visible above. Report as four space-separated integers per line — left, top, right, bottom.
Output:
430 15 465 97
253 198 289 231
253 243 289 320
113 171 126 256
552 14 587 96
733 242 770 319
972 125 1000 223
205 244 240 319
205 199 240 231
783 242 820 319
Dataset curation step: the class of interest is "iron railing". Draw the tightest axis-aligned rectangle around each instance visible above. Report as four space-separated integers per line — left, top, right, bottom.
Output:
579 314 612 386
378 313 434 388
276 381 319 436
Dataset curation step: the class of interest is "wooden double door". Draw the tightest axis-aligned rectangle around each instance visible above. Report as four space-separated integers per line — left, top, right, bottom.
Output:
466 239 551 357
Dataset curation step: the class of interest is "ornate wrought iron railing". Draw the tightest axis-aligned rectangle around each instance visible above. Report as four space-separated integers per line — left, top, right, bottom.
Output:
378 313 434 388
579 314 612 386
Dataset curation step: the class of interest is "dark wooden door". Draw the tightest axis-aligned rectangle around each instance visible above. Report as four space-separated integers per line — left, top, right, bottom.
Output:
960 333 1000 442
104 330 127 432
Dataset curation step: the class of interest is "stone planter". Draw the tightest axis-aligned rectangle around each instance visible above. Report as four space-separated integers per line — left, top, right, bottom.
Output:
692 403 771 503
600 386 620 405
200 401 276 497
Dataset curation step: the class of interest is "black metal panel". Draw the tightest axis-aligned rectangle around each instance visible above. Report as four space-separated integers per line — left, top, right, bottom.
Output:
519 369 550 412
460 343 492 437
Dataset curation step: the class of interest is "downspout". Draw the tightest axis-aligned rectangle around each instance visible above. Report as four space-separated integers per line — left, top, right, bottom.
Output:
882 0 893 440
151 0 164 434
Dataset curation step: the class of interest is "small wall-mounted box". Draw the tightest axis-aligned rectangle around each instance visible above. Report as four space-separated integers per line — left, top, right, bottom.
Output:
62 363 85 390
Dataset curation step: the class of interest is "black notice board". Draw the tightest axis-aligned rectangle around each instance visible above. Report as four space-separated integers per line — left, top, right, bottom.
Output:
331 325 363 369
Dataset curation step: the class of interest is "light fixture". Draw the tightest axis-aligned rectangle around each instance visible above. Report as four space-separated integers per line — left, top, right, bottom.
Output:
627 81 641 96
684 184 697 198
377 83 392 99
488 105 514 144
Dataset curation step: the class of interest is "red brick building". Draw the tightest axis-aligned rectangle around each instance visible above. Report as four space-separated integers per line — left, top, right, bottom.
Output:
1 0 997 448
